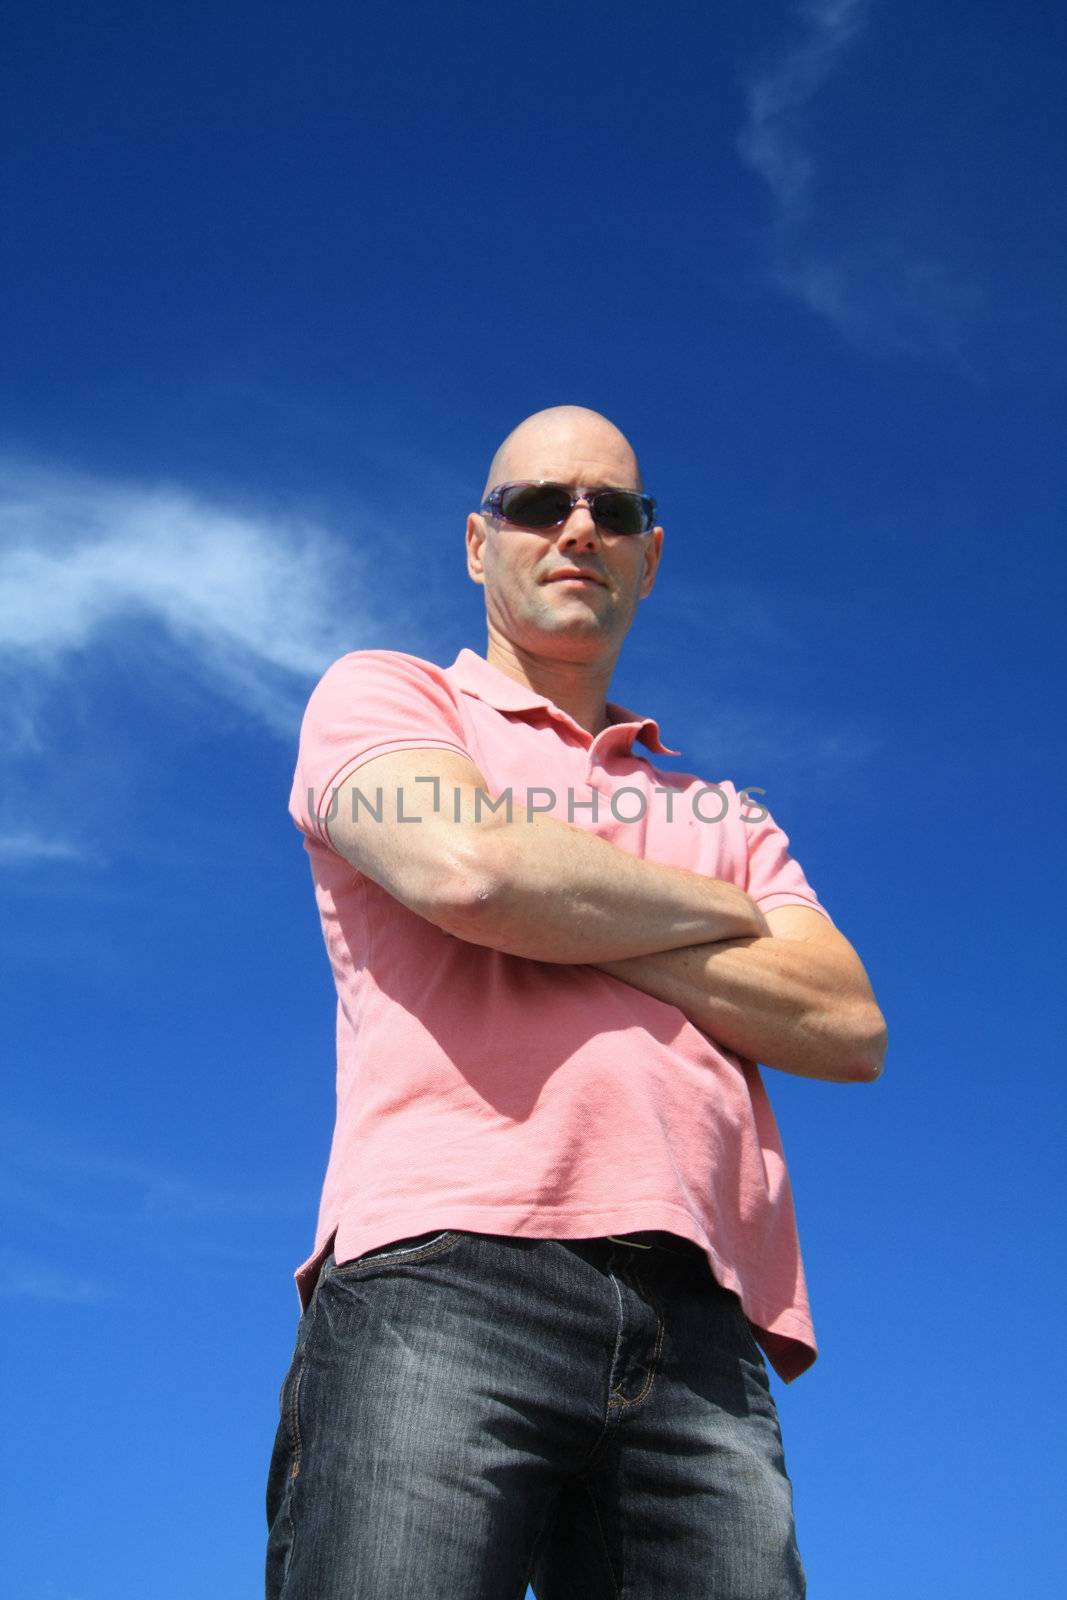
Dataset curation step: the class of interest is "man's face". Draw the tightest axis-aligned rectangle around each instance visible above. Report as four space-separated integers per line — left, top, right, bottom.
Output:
465 423 664 662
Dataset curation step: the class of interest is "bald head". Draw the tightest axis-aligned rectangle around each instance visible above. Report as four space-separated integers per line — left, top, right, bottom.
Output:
481 406 644 502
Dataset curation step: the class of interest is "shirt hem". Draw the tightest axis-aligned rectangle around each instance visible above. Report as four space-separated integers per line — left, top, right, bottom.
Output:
755 892 834 921
293 1200 818 1383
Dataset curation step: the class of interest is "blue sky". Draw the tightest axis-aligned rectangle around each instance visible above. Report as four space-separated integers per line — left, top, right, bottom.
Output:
1 1 1064 1595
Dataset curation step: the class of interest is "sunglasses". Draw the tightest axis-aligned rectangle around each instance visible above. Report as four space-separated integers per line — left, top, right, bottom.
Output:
481 480 657 537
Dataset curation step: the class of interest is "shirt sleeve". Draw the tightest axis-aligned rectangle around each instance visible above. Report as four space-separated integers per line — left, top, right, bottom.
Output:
288 650 475 850
743 799 835 924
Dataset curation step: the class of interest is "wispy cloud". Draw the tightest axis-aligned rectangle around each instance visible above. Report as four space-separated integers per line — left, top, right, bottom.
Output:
0 831 99 867
737 1 986 371
652 578 792 655
636 579 883 779
739 0 869 218
690 699 882 783
0 1116 310 1232
0 455 435 873
0 456 412 744
0 1264 110 1304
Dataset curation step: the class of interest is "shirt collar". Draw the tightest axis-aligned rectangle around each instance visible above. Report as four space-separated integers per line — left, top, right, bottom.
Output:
447 647 680 756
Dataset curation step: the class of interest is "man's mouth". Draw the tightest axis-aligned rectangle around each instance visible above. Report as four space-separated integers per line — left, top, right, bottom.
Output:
544 569 605 586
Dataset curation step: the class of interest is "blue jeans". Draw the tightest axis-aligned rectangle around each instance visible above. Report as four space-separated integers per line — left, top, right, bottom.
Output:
265 1229 806 1598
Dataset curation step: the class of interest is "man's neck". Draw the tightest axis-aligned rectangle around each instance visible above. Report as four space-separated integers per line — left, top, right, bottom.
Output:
483 635 618 737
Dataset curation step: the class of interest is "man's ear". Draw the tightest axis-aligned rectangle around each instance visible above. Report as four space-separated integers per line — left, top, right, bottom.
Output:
465 512 487 585
638 526 664 599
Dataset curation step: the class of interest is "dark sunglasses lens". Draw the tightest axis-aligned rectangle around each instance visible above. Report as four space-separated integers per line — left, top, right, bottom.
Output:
499 484 572 527
593 492 648 535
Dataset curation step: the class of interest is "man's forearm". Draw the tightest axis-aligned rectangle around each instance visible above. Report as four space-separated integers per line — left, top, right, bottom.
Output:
592 936 887 1083
440 810 769 964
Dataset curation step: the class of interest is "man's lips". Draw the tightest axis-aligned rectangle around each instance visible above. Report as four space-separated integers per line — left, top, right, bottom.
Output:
543 568 606 586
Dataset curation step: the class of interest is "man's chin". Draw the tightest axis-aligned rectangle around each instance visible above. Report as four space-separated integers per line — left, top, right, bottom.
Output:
533 594 615 627
519 614 623 660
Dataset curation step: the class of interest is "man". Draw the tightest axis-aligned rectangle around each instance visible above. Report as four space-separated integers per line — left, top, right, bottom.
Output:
266 405 887 1600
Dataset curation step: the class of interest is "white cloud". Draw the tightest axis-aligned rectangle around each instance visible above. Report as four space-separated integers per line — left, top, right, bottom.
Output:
0 1117 311 1252
738 0 868 217
0 1265 109 1303
0 457 434 872
0 831 96 866
690 699 882 781
637 580 882 779
737 1 986 369
0 457 409 741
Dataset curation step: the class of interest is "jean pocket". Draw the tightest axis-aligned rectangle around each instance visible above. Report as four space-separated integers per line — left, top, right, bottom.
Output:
328 1230 463 1278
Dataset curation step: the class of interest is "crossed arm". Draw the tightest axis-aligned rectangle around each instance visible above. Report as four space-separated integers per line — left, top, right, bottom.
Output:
322 748 887 1084
592 904 887 1082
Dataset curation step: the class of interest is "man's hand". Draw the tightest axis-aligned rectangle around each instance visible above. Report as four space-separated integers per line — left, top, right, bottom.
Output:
593 904 888 1084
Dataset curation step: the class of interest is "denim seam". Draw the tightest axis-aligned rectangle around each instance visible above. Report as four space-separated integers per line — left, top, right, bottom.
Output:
284 1319 316 1488
277 1286 322 1596
276 1455 297 1596
578 1473 621 1600
572 1267 628 1476
608 1305 664 1408
327 1230 461 1278
607 1263 665 1409
522 1498 563 1595
603 1269 627 1403
285 1347 305 1484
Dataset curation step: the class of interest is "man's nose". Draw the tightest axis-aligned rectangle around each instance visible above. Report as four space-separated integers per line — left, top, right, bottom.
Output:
557 500 602 550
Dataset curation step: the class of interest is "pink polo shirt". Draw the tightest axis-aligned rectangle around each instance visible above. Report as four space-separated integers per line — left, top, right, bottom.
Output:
288 646 835 1381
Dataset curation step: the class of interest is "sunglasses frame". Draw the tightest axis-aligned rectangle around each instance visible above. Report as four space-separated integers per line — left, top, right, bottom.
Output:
480 480 657 536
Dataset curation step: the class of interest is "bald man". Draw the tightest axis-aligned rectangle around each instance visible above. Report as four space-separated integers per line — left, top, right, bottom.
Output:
266 406 887 1600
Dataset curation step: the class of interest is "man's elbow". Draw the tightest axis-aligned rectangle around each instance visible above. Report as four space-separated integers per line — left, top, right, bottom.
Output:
420 828 512 940
843 1003 888 1083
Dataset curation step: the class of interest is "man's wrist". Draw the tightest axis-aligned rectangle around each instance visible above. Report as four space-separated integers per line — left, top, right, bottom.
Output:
703 879 771 943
